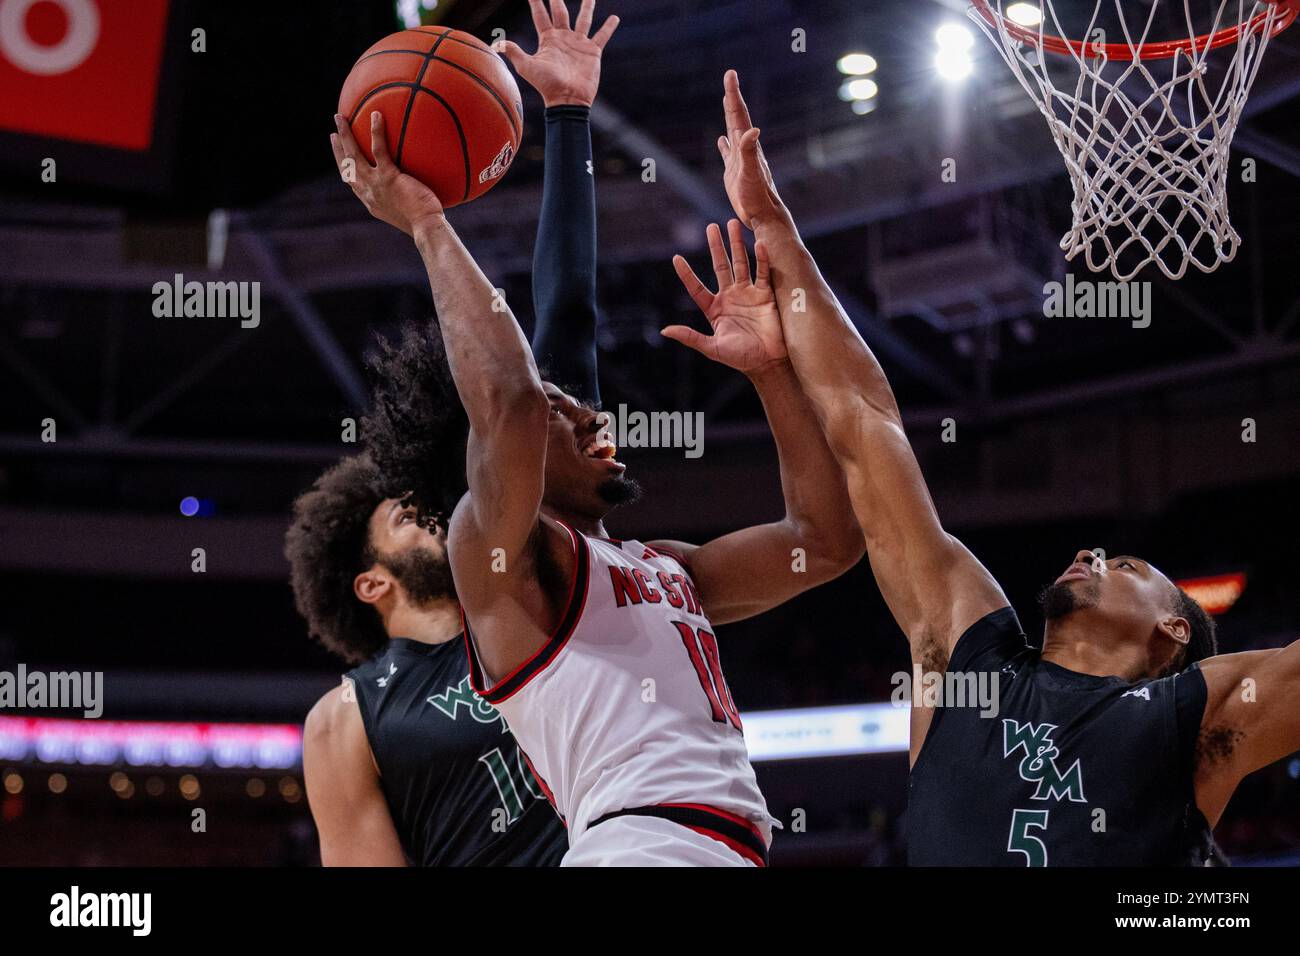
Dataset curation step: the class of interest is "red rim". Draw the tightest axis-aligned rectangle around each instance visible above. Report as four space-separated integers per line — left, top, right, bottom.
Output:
970 0 1299 61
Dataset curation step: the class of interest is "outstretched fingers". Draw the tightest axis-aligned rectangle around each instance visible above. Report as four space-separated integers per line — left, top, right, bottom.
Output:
575 0 595 35
727 219 751 284
549 0 571 30
706 222 734 288
723 69 754 139
660 324 713 357
527 0 551 35
591 14 620 49
672 254 715 315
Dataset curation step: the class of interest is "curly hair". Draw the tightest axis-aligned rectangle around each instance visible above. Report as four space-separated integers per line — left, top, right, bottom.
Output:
284 454 388 664
362 319 471 532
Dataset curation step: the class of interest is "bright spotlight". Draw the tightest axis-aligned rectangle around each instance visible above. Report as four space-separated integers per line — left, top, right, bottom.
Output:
934 22 975 51
934 47 974 81
1006 3 1043 27
838 77 879 101
837 53 878 75
851 99 878 116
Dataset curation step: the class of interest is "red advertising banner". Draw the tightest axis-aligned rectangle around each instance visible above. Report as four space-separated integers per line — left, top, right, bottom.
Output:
0 0 171 151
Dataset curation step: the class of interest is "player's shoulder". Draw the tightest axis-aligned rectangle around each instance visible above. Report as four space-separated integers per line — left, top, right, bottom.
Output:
1131 660 1206 698
641 538 697 572
948 605 1026 672
304 680 365 750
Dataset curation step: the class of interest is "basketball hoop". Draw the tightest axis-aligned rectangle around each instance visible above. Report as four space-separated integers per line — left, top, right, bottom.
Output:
969 1 1299 280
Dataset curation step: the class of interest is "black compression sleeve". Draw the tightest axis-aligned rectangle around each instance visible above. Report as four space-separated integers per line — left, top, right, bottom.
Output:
530 105 601 407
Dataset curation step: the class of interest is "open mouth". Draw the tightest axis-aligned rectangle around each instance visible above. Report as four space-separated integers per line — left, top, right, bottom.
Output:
579 417 624 471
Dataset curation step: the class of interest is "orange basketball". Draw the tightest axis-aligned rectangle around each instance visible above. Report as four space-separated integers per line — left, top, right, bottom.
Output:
338 27 523 208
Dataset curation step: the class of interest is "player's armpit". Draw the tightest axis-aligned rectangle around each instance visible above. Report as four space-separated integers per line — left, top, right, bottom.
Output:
302 683 407 867
1195 643 1300 824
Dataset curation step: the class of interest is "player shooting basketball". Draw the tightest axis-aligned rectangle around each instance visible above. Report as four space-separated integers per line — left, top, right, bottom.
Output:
714 69 1300 865
326 16 865 867
291 0 621 866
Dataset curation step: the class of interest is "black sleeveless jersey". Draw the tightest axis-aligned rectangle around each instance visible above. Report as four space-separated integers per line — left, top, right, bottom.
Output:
907 607 1214 866
347 637 566 867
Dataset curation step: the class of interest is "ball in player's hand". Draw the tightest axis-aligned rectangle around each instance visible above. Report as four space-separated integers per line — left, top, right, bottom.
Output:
338 27 523 208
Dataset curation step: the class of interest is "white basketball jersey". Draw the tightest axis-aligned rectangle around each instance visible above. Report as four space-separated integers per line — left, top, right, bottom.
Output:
464 521 774 856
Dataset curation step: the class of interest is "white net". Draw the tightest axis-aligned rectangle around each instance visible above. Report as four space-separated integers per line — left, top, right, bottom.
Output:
970 1 1295 280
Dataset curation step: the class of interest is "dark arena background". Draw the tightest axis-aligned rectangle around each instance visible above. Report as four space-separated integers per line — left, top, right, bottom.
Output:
1 0 1298 874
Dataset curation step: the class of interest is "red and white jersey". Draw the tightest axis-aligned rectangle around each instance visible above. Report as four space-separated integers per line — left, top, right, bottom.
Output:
464 521 774 857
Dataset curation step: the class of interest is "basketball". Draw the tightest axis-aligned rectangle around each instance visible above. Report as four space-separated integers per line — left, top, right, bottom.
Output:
338 27 523 208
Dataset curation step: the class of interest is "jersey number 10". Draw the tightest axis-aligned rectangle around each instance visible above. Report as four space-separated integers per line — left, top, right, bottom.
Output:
672 621 743 732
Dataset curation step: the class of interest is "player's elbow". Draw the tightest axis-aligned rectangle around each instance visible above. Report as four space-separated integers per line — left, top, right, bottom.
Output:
795 517 866 583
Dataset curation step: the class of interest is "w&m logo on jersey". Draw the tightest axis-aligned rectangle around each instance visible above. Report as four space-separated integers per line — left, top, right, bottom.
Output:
428 677 543 828
1003 719 1086 802
1002 720 1087 866
427 676 506 731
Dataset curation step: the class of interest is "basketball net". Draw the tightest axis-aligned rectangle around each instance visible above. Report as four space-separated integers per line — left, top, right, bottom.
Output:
970 1 1297 281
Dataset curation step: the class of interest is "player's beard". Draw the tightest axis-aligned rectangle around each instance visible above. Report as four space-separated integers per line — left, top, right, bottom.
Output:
1038 577 1101 619
382 547 456 606
597 475 643 507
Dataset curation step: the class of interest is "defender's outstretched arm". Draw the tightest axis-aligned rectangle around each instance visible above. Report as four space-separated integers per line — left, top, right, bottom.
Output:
653 221 864 625
1195 641 1300 825
714 71 1006 669
499 0 621 406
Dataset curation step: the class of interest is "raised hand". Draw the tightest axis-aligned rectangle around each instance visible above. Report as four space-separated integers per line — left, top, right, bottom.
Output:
718 69 784 228
663 220 788 375
495 0 619 108
330 111 444 237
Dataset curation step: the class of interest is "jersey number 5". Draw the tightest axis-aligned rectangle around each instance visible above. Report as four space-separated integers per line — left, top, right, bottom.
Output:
672 621 742 732
1007 808 1049 866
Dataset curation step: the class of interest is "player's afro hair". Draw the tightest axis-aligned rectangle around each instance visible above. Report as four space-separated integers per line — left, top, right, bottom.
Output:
362 319 470 533
284 454 388 664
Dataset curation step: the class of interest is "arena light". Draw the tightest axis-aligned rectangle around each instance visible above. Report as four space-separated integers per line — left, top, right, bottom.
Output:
935 22 976 52
1175 572 1247 616
1006 3 1044 27
934 22 976 81
935 46 975 80
742 703 909 761
1 705 911 771
0 717 302 770
837 52 878 76
838 77 879 101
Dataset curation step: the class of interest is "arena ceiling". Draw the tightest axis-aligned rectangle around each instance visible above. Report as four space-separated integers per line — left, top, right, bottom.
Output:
2 0 1299 519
